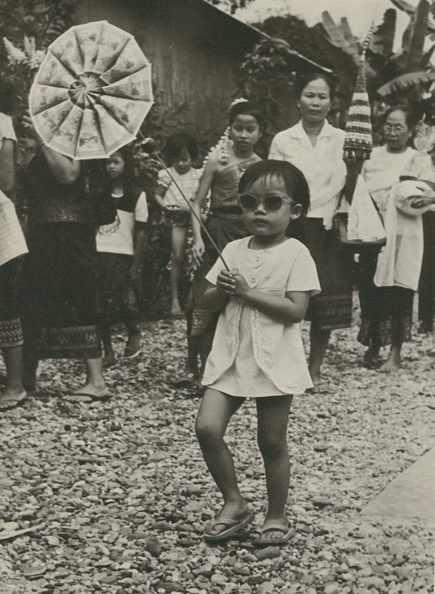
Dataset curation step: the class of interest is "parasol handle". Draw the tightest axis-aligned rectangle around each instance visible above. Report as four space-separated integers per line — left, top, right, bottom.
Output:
139 135 230 271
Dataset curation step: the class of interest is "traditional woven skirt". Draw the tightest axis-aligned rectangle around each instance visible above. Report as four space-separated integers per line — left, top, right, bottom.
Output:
189 210 248 337
96 252 135 326
301 218 353 330
357 249 413 346
22 223 101 359
0 257 23 348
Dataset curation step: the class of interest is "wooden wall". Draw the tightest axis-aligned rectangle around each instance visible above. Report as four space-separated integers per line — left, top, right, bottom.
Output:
75 0 265 144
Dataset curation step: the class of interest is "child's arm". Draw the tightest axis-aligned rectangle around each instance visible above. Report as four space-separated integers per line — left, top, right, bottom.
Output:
191 155 218 263
221 269 310 324
203 279 229 312
153 184 168 210
0 139 15 197
131 222 148 280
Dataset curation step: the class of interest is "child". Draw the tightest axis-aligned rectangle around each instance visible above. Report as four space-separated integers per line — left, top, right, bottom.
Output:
195 160 320 545
154 132 202 317
188 99 263 392
96 146 148 366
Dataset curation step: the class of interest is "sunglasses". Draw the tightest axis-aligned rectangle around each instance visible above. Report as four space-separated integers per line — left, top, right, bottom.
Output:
238 193 293 212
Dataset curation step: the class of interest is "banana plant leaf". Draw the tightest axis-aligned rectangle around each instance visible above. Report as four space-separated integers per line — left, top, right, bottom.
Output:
369 9 396 58
400 0 430 70
377 69 435 97
321 11 360 65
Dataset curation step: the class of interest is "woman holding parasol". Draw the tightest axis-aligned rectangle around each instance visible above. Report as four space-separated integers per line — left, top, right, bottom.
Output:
21 115 112 398
20 21 153 398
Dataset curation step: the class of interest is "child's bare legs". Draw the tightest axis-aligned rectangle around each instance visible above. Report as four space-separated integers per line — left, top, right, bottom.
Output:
99 323 116 367
170 225 187 316
380 341 402 372
195 388 248 532
185 335 200 376
183 290 199 377
256 395 293 537
309 323 331 384
364 342 381 365
0 346 26 408
74 357 107 396
124 314 142 358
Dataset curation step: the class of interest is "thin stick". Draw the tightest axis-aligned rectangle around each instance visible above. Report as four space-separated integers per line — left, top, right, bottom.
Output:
140 139 230 271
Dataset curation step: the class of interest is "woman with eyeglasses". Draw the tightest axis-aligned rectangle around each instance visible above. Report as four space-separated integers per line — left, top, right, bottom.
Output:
269 73 353 391
359 105 435 371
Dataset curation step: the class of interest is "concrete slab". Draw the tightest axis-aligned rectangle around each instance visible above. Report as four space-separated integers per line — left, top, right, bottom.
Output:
361 447 435 528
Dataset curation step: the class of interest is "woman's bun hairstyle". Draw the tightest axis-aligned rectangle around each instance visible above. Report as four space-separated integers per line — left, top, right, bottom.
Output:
228 100 265 129
295 72 336 99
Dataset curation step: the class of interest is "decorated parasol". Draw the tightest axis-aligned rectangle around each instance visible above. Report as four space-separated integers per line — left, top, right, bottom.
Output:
29 20 153 160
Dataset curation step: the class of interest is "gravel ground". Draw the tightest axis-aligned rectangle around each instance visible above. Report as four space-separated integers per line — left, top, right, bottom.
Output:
0 315 434 594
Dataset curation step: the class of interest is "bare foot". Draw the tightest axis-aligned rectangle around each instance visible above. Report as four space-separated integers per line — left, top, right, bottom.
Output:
68 383 109 402
171 301 182 317
379 357 400 373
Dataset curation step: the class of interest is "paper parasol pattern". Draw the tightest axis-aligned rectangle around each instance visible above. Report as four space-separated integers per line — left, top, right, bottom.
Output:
29 20 153 160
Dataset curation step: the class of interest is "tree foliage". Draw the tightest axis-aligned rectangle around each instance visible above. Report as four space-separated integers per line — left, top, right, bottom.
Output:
0 0 76 122
318 1 435 125
205 0 253 15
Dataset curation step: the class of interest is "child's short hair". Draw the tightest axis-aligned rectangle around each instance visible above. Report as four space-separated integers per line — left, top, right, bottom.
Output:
228 100 265 129
238 160 310 217
164 132 199 162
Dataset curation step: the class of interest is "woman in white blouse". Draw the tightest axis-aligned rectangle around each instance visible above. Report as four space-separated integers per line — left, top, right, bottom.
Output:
269 74 353 389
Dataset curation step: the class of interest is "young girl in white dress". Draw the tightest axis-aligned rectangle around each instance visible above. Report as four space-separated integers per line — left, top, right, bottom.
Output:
195 160 320 545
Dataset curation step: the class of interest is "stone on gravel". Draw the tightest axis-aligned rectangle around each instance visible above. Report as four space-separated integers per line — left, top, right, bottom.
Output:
254 547 281 561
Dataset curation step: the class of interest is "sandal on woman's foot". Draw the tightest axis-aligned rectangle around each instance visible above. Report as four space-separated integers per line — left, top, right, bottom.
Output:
203 510 254 543
251 521 295 546
66 387 110 403
0 390 27 411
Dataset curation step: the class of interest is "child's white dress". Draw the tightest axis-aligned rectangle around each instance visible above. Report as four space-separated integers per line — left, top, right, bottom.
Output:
158 167 203 211
203 237 321 397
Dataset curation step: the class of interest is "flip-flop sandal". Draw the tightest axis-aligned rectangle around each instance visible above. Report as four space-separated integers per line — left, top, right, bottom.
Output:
66 388 110 403
251 522 295 546
0 391 27 411
203 510 254 543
